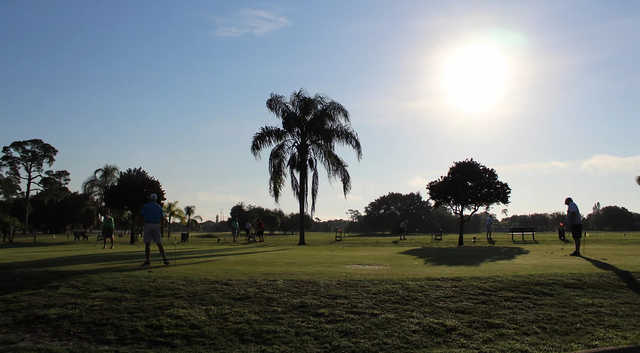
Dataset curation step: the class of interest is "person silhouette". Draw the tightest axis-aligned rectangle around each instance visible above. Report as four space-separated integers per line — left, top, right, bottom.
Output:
141 193 169 266
565 197 582 256
102 210 115 249
485 215 494 243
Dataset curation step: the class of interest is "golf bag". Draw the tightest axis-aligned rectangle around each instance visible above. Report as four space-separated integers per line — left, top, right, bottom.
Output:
558 226 566 241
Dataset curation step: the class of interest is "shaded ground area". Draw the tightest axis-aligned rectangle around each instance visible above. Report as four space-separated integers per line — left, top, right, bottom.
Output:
581 256 640 295
0 246 286 294
1 272 639 353
402 246 529 266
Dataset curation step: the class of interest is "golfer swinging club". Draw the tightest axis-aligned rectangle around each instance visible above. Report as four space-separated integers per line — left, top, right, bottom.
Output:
565 197 582 256
141 193 170 266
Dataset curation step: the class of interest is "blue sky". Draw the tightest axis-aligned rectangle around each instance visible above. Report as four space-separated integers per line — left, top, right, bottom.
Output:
2 0 639 221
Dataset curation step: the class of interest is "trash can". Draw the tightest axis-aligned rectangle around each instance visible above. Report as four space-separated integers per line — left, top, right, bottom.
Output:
181 232 189 243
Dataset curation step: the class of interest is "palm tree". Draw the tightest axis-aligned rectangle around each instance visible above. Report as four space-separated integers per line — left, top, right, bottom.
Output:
183 205 202 235
82 164 119 213
163 201 185 239
251 89 362 245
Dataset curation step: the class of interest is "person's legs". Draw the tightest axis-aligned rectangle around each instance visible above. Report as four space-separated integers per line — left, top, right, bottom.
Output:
157 243 169 264
103 236 107 249
571 224 582 255
144 242 151 264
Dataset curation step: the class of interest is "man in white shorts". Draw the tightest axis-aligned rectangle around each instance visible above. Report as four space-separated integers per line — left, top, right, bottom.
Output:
141 193 169 266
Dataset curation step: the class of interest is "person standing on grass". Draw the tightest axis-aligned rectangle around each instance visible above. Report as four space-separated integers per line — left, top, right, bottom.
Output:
256 218 265 242
565 197 583 256
399 219 408 240
231 218 239 242
102 210 115 249
244 220 252 241
141 193 169 266
485 214 494 243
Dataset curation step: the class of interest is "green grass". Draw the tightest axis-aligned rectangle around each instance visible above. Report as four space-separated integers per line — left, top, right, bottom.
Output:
1 231 639 352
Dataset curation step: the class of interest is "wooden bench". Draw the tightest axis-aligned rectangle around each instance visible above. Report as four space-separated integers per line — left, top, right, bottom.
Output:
508 227 536 242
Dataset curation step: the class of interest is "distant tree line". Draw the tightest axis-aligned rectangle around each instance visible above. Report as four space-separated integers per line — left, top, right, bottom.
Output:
310 199 640 235
224 202 312 235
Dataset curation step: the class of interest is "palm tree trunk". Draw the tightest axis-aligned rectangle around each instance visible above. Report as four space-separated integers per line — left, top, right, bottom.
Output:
458 213 465 246
187 215 191 235
168 215 172 239
298 168 307 246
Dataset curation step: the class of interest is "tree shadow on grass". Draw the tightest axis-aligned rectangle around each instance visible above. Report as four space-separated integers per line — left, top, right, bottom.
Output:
0 241 72 249
0 258 223 295
0 247 287 272
401 246 529 266
581 256 640 295
0 247 288 294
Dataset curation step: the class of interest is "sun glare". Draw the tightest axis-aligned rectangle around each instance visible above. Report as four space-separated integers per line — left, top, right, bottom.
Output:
441 41 511 114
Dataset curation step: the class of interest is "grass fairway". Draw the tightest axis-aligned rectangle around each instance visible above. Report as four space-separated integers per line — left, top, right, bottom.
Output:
1 231 639 352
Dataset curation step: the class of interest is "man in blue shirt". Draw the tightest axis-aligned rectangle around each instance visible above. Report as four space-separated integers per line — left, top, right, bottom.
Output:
141 193 169 266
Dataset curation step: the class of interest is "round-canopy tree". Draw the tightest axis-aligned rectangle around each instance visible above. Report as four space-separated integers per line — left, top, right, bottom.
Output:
427 159 510 246
251 89 362 245
104 167 165 243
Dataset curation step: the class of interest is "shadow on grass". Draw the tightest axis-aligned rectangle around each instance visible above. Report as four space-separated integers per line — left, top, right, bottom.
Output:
0 246 287 294
581 256 640 295
401 246 529 266
0 257 223 295
0 247 286 271
343 233 400 238
0 241 72 249
510 240 539 244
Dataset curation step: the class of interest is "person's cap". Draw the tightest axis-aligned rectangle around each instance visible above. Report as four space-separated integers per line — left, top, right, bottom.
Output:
565 197 572 204
150 193 158 201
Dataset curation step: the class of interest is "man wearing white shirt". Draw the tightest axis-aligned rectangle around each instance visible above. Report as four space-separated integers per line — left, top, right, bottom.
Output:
565 197 582 256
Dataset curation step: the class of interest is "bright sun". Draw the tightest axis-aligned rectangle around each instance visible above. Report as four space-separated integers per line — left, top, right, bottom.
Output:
441 41 511 114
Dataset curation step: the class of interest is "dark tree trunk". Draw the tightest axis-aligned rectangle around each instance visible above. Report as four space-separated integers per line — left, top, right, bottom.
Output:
24 168 32 237
298 167 307 246
458 213 465 246
130 214 136 244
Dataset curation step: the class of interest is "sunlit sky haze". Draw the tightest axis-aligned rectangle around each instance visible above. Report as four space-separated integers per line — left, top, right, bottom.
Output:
1 1 639 221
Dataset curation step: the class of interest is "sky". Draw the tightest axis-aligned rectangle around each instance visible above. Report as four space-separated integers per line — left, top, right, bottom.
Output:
1 0 639 221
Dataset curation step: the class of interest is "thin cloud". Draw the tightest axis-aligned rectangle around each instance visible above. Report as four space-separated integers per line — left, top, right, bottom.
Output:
581 154 640 174
495 154 640 176
214 9 290 37
496 160 571 174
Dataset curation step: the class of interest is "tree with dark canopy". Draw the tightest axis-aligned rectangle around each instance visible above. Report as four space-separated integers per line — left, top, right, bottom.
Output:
251 89 362 245
427 159 510 246
363 192 432 234
104 167 166 243
0 139 67 239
